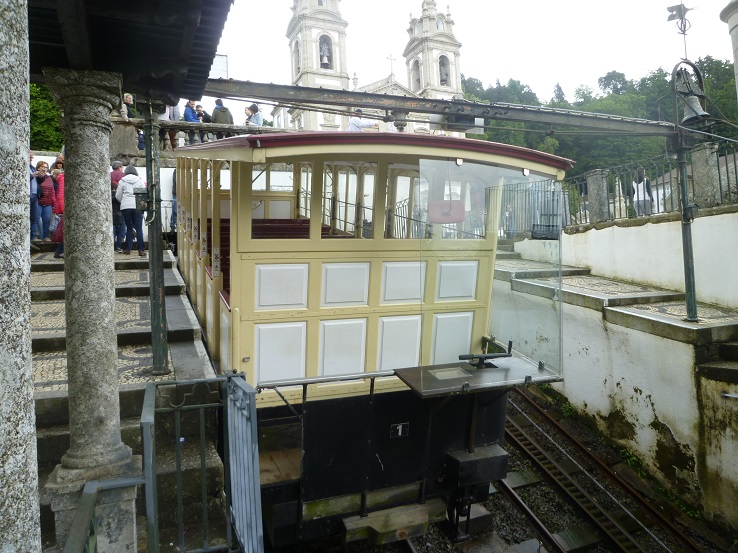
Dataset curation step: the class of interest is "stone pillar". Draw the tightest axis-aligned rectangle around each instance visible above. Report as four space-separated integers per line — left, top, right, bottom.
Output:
691 142 721 208
43 68 138 551
721 1 738 104
584 169 610 224
0 1 42 549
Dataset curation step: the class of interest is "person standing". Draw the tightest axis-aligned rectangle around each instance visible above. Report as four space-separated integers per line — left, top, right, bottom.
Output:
195 104 211 143
111 161 126 253
183 99 199 144
116 165 147 257
211 98 234 139
632 167 654 216
35 161 57 241
29 152 41 245
122 93 137 119
347 109 376 132
52 168 65 258
245 103 263 127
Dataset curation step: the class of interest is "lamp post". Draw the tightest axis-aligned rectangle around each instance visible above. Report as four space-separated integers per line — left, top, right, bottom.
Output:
671 60 710 322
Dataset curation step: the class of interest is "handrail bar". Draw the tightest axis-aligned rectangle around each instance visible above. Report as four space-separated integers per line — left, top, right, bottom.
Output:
257 370 397 391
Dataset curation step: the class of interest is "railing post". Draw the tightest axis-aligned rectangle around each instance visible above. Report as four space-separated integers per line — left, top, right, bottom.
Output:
691 142 721 208
584 169 610 224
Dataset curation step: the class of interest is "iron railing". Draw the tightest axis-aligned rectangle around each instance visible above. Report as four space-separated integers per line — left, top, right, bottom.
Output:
499 180 564 240
561 143 738 227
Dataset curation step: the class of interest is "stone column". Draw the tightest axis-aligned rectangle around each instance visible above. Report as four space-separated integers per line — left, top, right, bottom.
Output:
43 68 138 551
721 1 738 104
0 1 42 549
584 169 610 224
691 142 721 208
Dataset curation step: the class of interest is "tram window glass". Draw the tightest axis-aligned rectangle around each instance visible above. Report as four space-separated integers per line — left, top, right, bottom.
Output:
252 163 307 237
322 161 377 239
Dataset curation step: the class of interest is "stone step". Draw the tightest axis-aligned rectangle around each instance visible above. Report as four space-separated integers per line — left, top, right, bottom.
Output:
31 267 184 301
36 416 143 470
719 341 738 362
31 294 201 352
31 248 176 272
495 251 522 260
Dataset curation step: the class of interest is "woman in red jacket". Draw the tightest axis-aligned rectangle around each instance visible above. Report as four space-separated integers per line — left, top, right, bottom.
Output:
35 161 56 241
52 169 65 258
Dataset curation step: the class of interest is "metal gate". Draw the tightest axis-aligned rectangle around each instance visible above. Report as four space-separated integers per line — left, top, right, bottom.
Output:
140 375 264 553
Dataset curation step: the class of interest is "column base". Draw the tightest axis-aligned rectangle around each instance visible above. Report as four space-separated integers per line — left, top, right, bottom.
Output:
45 455 142 553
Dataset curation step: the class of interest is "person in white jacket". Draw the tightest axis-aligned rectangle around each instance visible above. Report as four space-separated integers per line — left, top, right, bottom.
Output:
115 165 147 256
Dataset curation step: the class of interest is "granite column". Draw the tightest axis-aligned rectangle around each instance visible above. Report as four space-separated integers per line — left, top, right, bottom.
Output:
0 0 42 549
721 1 738 104
43 68 138 551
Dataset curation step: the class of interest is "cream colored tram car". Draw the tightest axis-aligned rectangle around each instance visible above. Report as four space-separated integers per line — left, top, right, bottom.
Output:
175 132 570 405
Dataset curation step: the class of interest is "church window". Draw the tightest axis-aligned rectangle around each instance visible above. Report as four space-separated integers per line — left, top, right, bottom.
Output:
319 35 333 70
293 42 301 75
411 60 421 92
439 56 450 86
436 16 444 31
414 21 422 35
318 0 326 5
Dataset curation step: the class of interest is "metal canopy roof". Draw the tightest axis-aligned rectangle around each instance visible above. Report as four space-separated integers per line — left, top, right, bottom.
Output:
28 0 233 103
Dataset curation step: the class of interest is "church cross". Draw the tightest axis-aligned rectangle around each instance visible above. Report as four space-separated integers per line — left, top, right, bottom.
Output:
387 54 396 77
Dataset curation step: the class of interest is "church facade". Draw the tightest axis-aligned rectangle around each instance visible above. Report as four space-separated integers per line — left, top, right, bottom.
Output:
272 0 464 133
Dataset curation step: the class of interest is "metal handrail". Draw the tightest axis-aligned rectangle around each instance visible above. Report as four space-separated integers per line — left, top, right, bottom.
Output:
63 476 146 553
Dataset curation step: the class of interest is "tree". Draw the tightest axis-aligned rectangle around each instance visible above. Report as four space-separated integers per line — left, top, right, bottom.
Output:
550 83 568 106
30 84 64 151
598 71 631 95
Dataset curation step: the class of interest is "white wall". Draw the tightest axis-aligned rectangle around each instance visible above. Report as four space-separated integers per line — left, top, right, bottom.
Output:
561 212 738 309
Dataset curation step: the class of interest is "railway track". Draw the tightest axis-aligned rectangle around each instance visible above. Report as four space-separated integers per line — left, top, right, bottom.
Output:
504 388 708 552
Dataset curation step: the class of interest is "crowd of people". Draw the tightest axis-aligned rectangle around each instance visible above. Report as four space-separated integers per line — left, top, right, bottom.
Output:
29 151 65 258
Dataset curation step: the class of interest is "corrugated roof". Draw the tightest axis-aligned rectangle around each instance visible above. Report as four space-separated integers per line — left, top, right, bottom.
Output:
28 0 233 103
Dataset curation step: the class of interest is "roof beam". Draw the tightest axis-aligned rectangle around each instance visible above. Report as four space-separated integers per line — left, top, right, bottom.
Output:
204 79 680 138
56 0 92 69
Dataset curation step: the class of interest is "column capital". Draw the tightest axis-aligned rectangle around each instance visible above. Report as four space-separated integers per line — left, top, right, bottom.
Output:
42 68 123 131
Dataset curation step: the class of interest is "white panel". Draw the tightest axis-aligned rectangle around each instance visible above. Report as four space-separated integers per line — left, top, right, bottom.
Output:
220 309 230 374
256 264 309 310
378 316 422 371
319 319 366 377
322 263 370 306
437 261 478 301
381 262 426 304
255 322 306 382
268 200 292 219
431 312 474 364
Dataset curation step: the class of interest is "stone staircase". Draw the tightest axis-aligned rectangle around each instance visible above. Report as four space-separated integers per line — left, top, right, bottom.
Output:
31 242 215 549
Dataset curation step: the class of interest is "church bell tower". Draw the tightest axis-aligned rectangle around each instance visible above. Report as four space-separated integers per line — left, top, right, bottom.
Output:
286 0 350 130
403 1 462 100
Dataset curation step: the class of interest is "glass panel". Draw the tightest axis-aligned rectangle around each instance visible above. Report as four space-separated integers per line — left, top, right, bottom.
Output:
402 158 563 396
322 161 377 239
252 163 306 237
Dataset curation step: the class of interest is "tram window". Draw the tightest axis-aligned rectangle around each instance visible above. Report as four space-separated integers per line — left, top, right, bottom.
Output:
252 163 307 237
322 162 376 239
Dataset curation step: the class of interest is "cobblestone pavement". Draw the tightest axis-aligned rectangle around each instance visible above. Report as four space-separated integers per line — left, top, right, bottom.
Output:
32 296 155 336
33 345 174 392
31 269 153 289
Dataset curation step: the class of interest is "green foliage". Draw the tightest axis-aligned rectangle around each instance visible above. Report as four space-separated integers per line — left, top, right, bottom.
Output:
30 84 64 151
461 58 737 176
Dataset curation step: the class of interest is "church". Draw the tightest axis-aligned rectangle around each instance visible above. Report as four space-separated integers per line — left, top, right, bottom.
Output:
271 0 464 133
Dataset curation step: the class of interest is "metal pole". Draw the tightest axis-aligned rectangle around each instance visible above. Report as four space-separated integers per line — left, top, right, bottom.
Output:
677 146 698 322
143 104 170 374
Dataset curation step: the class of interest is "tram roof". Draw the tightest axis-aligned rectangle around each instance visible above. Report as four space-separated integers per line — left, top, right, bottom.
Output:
177 131 575 172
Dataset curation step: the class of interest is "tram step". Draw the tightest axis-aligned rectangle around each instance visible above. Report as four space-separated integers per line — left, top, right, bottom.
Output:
343 498 447 545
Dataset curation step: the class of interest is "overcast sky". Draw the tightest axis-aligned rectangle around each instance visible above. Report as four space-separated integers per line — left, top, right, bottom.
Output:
211 0 734 112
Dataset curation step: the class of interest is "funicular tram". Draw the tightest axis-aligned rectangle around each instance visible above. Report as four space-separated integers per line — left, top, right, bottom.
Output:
175 131 570 547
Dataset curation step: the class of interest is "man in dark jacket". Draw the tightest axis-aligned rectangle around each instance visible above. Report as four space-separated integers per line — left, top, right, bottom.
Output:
211 99 233 139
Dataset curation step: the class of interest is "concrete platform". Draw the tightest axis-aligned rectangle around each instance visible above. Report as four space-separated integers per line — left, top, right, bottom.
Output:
494 254 738 345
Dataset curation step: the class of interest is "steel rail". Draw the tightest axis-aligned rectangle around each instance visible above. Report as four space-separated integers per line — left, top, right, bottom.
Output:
505 417 648 553
496 479 568 553
511 388 707 552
